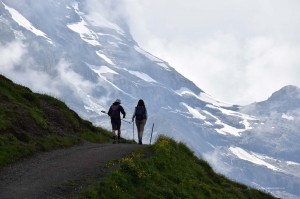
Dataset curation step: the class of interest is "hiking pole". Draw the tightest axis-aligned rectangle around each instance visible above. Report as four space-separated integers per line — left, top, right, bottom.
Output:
121 119 131 124
132 121 135 142
101 110 107 114
150 123 154 145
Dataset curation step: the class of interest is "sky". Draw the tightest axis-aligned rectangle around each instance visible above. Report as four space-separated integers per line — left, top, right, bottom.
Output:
118 0 300 105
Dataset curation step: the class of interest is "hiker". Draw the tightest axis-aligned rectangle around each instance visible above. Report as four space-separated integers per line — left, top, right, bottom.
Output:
132 99 147 144
108 99 126 143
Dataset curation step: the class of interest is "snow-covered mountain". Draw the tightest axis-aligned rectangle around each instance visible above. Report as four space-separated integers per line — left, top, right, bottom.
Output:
0 1 299 198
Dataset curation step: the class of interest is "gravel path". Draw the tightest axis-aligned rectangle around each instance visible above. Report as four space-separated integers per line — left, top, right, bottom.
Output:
0 142 145 199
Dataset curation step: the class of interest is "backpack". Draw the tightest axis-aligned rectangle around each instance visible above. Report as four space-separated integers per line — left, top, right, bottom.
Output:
110 105 120 119
135 106 146 121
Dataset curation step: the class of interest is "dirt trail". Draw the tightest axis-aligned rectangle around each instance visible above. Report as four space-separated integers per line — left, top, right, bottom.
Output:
0 142 145 199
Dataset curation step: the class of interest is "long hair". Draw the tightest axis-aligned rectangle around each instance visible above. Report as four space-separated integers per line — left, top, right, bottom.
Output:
137 99 145 107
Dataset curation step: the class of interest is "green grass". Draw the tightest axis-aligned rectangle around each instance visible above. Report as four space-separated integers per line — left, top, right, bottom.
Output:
0 110 9 130
80 130 111 143
0 130 111 167
81 136 276 199
0 74 113 167
30 107 49 129
0 134 35 165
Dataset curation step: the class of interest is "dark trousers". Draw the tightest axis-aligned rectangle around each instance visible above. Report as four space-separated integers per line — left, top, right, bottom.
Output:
136 119 146 143
111 119 121 139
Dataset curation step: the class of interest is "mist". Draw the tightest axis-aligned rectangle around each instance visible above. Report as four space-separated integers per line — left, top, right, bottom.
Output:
113 0 300 105
3 0 300 106
0 41 94 100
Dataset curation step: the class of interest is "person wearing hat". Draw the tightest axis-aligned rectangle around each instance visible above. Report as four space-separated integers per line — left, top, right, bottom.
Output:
108 99 126 143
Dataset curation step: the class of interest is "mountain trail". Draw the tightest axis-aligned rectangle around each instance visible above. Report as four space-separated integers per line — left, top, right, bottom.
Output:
0 141 145 199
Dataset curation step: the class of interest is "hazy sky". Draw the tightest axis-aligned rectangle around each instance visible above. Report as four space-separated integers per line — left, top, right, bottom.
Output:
119 0 300 105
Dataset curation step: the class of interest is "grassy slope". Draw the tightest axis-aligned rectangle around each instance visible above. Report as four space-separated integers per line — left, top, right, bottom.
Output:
0 74 112 166
82 136 276 199
0 75 276 198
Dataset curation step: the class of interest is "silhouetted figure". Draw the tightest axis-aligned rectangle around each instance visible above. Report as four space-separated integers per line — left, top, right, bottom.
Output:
132 99 147 144
108 99 126 143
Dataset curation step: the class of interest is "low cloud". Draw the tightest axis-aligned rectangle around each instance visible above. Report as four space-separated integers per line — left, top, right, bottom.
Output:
118 0 300 105
0 41 26 70
0 40 95 100
203 148 233 175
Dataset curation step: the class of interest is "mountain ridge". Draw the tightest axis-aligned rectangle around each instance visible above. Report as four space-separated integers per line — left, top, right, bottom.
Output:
241 85 300 116
0 0 299 198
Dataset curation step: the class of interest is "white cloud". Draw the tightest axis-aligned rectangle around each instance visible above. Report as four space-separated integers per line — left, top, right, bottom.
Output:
55 59 95 95
0 41 27 70
0 41 94 100
119 0 300 105
203 148 232 174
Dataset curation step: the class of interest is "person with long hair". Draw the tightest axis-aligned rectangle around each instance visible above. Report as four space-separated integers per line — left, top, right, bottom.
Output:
132 99 147 144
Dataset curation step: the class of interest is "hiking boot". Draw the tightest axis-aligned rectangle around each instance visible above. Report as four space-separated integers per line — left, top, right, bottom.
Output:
138 140 142 145
112 135 116 144
117 134 121 143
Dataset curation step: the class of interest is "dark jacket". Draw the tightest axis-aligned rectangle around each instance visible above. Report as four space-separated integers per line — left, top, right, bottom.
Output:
108 102 126 120
132 105 147 121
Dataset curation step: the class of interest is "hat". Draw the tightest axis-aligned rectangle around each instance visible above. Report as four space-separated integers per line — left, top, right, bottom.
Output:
115 99 121 103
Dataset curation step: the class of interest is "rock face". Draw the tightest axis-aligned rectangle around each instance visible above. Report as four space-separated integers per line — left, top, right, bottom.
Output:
0 1 299 198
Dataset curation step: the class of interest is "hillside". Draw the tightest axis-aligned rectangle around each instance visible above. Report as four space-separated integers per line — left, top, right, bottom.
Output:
82 136 276 199
0 74 276 198
0 74 112 166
